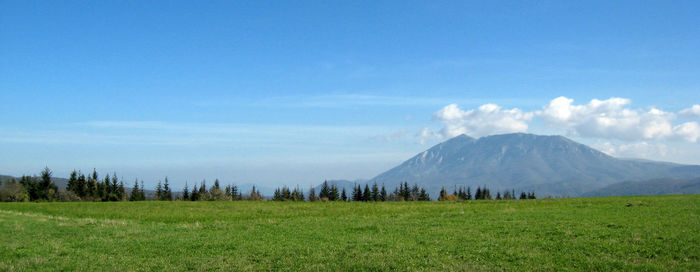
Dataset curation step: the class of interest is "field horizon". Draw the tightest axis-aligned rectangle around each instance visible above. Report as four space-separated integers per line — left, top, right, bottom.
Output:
1 195 698 271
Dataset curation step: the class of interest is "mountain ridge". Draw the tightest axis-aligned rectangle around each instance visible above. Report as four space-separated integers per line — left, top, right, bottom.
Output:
369 133 700 197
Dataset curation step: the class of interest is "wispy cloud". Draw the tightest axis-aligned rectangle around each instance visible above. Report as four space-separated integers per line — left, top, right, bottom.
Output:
195 94 541 109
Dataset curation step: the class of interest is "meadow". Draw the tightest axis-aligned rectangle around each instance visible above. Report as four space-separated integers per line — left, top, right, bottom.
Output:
1 195 698 271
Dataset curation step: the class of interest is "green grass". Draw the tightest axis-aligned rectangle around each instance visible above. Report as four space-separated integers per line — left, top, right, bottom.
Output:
1 195 698 271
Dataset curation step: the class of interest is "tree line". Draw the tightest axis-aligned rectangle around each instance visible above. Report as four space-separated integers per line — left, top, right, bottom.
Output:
0 167 535 202
439 186 536 201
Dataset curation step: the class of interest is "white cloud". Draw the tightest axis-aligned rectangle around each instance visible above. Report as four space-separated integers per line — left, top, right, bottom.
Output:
428 97 699 143
679 105 700 117
597 141 672 159
537 96 685 141
673 122 700 142
433 103 534 138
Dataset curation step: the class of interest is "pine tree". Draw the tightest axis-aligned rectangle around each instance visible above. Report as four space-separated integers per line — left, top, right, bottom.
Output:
163 177 172 201
129 180 140 201
319 180 330 200
118 181 126 201
520 191 527 200
439 187 448 201
155 181 163 201
371 183 379 201
330 185 339 201
139 181 146 201
363 184 371 202
39 167 57 201
191 184 200 201
351 184 360 201
183 182 190 201
199 180 207 200
341 188 347 201
308 187 317 202
67 170 78 195
475 187 482 200
419 188 430 201
273 188 282 201
380 185 387 201
496 192 502 200
77 172 87 198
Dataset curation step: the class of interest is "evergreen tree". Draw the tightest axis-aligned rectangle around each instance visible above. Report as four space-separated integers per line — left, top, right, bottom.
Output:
466 187 472 200
319 180 330 200
351 184 361 201
326 185 335 201
77 172 87 198
379 184 387 201
183 182 190 201
139 181 146 201
475 187 482 200
308 187 317 202
520 191 527 200
528 192 536 199
67 170 78 195
102 174 111 201
155 181 163 201
439 187 448 201
273 188 282 201
496 192 502 200
419 188 430 201
199 180 207 200
129 180 140 201
191 184 200 201
39 167 57 201
163 177 172 201
118 181 126 201
341 188 347 201
363 184 371 202
371 183 379 201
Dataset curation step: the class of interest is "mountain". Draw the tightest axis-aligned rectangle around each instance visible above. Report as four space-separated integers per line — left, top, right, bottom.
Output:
369 133 700 197
581 177 700 197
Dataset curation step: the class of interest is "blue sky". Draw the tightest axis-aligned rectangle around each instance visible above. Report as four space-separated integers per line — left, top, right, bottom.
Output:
1 1 699 189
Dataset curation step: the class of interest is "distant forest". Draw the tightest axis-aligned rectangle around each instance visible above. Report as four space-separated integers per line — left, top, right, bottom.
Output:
0 167 535 202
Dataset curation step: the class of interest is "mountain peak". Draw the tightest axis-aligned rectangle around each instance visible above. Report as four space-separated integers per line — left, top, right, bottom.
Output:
370 133 698 197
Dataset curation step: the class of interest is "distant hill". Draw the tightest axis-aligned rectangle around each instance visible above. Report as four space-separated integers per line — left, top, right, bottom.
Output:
369 133 700 198
581 178 700 197
1 174 69 189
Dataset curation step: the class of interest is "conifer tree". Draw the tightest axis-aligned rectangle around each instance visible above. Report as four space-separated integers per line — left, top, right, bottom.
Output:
163 177 172 201
155 181 163 201
466 187 472 200
39 167 57 201
191 184 200 201
68 170 78 195
371 183 379 201
139 181 146 200
439 187 448 201
419 188 430 201
129 180 140 201
363 184 371 202
319 180 330 200
351 184 360 201
308 187 317 202
341 188 347 201
183 182 190 201
475 187 482 200
199 180 207 200
496 192 502 200
520 191 527 200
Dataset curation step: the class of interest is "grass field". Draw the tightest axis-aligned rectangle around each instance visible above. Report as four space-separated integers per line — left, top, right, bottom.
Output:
1 195 698 271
